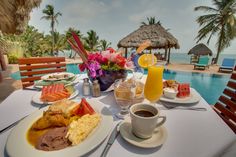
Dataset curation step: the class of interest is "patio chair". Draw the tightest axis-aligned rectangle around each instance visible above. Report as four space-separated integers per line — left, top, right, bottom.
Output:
18 57 66 88
212 66 236 133
190 55 199 64
219 58 235 73
194 56 209 70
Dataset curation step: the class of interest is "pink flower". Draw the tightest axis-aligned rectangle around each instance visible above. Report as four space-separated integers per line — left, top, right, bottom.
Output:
101 50 111 60
110 53 119 62
106 47 115 53
125 59 135 69
115 54 126 67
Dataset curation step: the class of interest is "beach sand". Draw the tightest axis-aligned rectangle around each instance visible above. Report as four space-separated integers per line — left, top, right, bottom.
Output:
0 60 230 103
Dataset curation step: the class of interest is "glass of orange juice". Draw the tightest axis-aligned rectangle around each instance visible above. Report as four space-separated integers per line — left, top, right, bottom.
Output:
144 65 164 104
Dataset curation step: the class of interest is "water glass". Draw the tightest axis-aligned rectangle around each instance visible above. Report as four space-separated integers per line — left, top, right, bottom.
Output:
114 79 135 119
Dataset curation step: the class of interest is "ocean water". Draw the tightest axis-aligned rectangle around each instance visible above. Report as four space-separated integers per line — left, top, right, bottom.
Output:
170 53 236 65
59 51 236 65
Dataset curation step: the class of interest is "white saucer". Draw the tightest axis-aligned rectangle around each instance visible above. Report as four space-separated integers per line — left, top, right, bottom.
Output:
119 121 168 148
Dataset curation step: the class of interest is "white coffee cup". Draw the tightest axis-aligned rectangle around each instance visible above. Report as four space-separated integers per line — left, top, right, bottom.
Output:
130 103 166 139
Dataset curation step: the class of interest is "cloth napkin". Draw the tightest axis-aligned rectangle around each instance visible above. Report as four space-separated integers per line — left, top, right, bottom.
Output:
34 76 77 86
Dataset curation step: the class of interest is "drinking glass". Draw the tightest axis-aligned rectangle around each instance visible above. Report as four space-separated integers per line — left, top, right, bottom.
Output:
133 67 144 80
144 65 164 104
114 79 135 119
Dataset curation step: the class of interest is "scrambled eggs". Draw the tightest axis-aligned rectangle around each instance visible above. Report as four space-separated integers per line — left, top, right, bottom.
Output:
66 114 101 145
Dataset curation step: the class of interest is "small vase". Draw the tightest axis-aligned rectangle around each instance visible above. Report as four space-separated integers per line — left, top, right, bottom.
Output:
88 70 127 91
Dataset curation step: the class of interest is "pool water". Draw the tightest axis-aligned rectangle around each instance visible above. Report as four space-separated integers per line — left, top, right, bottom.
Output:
10 64 83 80
11 64 230 105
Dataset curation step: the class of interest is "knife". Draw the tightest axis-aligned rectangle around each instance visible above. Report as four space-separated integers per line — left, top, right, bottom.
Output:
100 122 121 157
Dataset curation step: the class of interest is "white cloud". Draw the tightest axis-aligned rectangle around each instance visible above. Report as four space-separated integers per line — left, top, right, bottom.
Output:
28 0 236 54
62 0 109 24
129 9 158 23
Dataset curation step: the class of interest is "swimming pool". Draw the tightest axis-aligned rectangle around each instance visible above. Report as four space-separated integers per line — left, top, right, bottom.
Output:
11 64 230 105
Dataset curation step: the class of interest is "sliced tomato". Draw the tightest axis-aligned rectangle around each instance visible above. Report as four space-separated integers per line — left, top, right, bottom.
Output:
72 103 83 116
72 98 95 116
81 98 95 114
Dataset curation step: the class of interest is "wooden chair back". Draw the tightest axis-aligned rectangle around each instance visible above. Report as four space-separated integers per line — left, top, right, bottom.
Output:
213 66 236 133
18 57 66 88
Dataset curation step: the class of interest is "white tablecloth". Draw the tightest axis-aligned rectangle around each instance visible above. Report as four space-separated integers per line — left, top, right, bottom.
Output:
0 75 235 157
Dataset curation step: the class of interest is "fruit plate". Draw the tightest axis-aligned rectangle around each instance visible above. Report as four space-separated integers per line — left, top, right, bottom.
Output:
34 76 80 89
160 88 201 104
41 72 75 81
31 90 79 105
6 99 113 157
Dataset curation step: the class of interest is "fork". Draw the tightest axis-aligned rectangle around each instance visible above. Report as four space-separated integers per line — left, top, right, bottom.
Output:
160 103 207 111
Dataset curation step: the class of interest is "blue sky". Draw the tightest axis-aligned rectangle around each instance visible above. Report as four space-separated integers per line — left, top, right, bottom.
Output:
29 0 236 55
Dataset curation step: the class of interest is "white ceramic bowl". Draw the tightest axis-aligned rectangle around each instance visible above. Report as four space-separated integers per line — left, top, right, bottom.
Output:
163 88 178 99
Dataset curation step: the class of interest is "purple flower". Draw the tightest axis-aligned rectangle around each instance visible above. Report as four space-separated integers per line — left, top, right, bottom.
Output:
98 69 103 76
88 61 101 78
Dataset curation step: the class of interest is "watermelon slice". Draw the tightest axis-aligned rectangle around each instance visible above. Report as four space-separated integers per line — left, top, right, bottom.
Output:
40 84 71 102
177 83 190 98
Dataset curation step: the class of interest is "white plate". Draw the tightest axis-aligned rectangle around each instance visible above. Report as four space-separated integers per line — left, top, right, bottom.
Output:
119 121 167 148
41 72 75 81
160 88 201 104
34 76 80 89
31 90 79 105
6 99 113 157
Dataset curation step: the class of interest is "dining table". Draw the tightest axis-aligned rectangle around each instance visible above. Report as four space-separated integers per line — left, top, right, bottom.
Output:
0 74 235 157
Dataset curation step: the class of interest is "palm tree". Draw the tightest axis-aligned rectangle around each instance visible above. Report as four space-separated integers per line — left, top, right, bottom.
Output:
99 39 111 50
65 27 82 39
65 27 83 58
44 32 67 56
141 17 161 26
84 30 99 51
20 26 44 57
41 4 62 55
194 0 236 64
53 32 67 56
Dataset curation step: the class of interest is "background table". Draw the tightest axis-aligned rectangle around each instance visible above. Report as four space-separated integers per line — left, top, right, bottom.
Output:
0 74 235 157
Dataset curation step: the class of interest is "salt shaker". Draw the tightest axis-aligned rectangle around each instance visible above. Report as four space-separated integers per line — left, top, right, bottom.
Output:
91 79 101 97
83 78 90 96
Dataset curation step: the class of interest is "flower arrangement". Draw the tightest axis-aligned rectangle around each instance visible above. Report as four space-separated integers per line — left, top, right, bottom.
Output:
78 49 133 78
67 32 134 90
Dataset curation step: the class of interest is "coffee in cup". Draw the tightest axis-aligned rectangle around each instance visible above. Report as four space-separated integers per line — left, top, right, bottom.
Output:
130 103 166 139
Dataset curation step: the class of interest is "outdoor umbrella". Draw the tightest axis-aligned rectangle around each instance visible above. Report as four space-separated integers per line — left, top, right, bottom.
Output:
188 43 213 56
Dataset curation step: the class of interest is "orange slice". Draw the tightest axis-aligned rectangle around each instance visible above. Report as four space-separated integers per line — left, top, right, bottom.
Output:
138 54 157 68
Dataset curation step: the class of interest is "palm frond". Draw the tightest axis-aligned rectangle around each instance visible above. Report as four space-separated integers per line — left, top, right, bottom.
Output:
196 14 219 26
194 6 218 12
40 16 51 20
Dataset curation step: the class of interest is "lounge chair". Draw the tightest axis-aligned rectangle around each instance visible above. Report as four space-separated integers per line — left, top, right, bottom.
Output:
194 56 209 70
190 55 199 64
219 58 235 73
212 65 236 133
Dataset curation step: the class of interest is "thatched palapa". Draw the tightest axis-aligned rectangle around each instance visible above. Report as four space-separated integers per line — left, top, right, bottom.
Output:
117 24 179 63
188 43 213 56
118 24 179 49
0 0 42 34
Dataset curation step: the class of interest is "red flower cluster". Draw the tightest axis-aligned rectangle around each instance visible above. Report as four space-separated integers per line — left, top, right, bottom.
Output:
78 48 134 78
